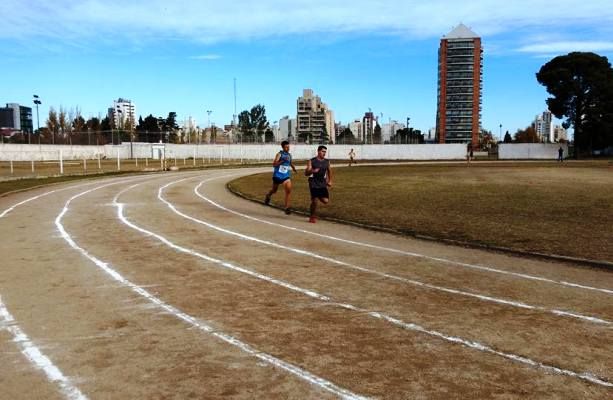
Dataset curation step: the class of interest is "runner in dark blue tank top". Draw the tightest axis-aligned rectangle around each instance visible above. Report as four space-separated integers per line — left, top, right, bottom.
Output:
265 141 297 215
304 145 333 223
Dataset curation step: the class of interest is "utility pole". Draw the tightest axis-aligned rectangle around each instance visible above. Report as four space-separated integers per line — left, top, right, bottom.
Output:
33 95 41 144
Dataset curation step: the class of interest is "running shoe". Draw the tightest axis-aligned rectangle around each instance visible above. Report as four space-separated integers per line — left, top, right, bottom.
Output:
264 194 271 205
308 216 317 223
284 208 292 215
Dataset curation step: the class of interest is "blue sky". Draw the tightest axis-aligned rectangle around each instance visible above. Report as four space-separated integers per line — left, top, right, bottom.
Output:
2 1 613 137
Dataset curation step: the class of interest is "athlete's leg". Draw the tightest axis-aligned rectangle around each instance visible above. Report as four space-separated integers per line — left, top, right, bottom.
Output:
265 182 279 204
282 179 292 212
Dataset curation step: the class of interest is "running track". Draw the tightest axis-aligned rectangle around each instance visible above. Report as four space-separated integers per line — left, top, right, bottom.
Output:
0 168 611 399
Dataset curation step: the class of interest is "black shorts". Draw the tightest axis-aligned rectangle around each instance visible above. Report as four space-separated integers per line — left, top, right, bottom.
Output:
272 176 290 185
309 187 329 199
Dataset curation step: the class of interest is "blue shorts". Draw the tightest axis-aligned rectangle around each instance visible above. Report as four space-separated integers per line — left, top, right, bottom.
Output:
273 176 290 185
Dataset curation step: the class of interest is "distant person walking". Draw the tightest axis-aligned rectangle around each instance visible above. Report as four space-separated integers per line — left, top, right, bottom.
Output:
466 144 474 164
348 148 356 167
265 140 298 215
305 145 333 223
558 146 564 162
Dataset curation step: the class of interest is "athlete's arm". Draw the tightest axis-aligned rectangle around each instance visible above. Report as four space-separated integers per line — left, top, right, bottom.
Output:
272 152 282 167
291 161 297 173
327 164 333 187
304 160 312 176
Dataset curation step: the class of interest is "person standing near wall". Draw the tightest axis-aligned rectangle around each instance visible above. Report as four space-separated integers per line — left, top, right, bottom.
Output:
558 146 564 162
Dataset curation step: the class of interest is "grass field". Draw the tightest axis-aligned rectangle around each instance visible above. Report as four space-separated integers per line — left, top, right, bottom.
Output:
228 161 613 263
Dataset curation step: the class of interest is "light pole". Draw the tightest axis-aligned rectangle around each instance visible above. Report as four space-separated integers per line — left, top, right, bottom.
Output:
499 123 503 142
406 117 410 144
33 95 41 144
206 110 212 143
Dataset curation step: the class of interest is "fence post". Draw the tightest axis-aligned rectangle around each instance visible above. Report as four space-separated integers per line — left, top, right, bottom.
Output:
220 147 223 164
83 158 87 172
59 149 64 174
117 147 120 171
193 148 196 166
135 157 138 167
31 159 35 174
98 153 101 169
145 157 148 167
10 160 14 174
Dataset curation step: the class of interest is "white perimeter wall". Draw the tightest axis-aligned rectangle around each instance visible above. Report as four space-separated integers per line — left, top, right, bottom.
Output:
1 143 568 161
499 143 568 160
0 143 467 161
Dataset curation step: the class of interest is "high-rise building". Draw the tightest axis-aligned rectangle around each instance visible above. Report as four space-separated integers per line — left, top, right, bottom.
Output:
0 103 33 134
362 111 376 144
553 125 568 142
279 116 297 141
349 120 363 142
296 89 334 144
382 121 406 143
110 98 136 129
533 111 553 143
436 24 483 147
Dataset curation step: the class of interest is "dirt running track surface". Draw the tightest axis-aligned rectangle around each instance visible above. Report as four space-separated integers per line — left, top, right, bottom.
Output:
0 168 611 399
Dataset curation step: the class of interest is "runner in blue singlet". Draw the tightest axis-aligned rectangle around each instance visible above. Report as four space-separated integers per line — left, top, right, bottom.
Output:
265 141 298 215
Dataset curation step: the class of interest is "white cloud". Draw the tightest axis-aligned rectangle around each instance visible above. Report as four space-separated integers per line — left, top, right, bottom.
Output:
1 0 613 45
518 41 613 54
190 54 222 60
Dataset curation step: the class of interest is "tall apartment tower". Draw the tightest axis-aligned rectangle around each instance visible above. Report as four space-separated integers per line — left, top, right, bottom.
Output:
111 98 136 129
297 89 334 144
436 24 482 147
533 110 553 143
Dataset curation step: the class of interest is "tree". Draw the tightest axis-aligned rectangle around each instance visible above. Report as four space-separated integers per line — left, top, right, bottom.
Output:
250 104 269 141
46 107 58 145
58 107 67 144
264 128 275 143
162 112 179 143
337 127 355 144
514 126 540 143
536 52 613 157
238 105 269 142
391 127 424 144
321 124 329 144
373 124 382 144
72 114 86 145
238 110 254 142
503 130 513 143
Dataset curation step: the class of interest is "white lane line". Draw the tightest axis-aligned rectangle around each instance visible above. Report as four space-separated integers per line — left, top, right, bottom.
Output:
195 179 613 296
118 183 613 389
0 173 199 400
156 177 611 326
0 296 88 400
56 181 368 400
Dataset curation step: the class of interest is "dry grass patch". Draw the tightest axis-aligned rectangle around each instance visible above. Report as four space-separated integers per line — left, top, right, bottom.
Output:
229 161 613 263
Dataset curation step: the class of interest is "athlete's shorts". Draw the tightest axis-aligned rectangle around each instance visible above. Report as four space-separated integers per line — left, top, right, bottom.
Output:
309 187 329 199
273 176 290 185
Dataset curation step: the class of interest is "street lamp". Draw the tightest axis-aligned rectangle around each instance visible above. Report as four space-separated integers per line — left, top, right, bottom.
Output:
499 123 503 142
206 110 212 143
33 95 41 144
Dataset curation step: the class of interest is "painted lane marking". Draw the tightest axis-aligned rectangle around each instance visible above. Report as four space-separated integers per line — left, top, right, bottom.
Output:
55 181 368 400
157 177 611 326
117 183 613 389
0 296 88 400
194 179 613 296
